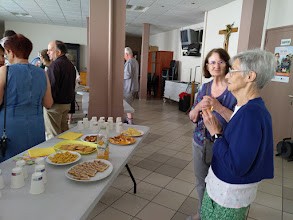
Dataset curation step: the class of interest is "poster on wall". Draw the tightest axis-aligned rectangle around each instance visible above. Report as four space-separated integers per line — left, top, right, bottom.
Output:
272 46 293 83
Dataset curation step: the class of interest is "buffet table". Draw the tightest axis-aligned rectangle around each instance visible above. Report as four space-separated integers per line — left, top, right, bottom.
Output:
0 124 149 220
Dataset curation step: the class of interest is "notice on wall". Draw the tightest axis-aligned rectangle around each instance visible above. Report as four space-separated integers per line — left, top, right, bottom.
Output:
272 46 293 83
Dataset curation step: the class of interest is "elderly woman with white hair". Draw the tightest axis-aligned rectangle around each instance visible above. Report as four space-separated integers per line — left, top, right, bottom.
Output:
200 49 275 219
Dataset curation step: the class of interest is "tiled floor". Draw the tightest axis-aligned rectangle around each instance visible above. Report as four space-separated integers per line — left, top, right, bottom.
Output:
73 98 293 220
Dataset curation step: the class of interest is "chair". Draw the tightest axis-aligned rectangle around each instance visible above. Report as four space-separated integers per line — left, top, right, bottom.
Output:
165 60 179 80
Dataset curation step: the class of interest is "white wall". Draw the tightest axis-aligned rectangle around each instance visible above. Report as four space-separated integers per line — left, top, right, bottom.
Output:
149 0 243 84
266 0 293 29
5 21 87 70
150 23 203 83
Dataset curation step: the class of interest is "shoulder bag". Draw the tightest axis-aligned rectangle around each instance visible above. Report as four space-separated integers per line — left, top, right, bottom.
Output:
202 81 214 165
0 66 9 158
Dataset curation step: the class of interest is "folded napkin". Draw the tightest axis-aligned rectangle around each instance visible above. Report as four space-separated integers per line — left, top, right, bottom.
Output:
28 147 55 158
58 132 83 140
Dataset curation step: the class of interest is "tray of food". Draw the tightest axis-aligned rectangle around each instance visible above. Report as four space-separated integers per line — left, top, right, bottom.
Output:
46 151 81 165
54 140 97 155
80 134 104 144
65 159 113 182
108 134 136 145
121 128 144 137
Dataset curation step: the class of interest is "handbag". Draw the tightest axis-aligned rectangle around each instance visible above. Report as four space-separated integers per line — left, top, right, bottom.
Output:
202 81 214 165
0 66 9 158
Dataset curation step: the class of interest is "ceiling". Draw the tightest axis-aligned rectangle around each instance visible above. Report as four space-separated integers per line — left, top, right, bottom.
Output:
0 0 235 36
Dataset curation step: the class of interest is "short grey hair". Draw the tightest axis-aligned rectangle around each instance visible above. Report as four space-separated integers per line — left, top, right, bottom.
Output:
230 49 276 89
125 47 133 56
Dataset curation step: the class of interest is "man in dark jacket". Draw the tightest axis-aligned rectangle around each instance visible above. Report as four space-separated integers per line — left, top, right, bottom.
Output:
44 40 76 139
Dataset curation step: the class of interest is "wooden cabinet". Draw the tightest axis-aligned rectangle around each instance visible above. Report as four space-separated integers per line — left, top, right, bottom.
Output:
148 51 173 98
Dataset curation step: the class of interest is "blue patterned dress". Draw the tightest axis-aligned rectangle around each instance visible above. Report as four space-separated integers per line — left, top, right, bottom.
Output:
0 64 47 162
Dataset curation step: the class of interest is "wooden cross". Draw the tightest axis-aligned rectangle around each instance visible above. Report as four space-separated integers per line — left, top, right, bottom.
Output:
219 23 238 51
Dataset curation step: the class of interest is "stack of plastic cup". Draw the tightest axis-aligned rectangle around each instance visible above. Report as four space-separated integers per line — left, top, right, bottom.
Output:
10 167 25 189
35 164 47 184
29 172 45 195
35 157 45 166
16 160 28 179
83 118 89 129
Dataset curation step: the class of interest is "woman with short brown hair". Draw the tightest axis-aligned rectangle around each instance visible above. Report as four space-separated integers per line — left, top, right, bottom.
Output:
0 34 53 161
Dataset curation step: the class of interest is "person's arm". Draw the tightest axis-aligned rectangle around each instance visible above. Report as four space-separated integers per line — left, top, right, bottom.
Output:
42 71 53 109
212 110 262 176
0 66 7 105
124 62 132 80
203 96 234 122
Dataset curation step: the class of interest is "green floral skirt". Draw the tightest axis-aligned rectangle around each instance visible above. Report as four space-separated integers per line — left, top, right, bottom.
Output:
201 190 249 220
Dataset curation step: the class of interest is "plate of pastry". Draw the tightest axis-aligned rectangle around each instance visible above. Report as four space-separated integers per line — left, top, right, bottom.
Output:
80 134 104 144
65 159 113 182
121 128 144 137
108 134 136 145
46 151 81 166
54 140 97 155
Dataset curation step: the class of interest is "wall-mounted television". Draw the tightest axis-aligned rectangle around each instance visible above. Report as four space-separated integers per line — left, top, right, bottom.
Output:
180 29 198 50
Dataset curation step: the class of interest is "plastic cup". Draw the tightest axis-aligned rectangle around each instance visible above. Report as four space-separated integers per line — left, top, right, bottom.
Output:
35 157 45 166
35 164 47 184
116 122 123 134
29 172 45 195
16 160 28 179
10 167 25 189
83 118 89 128
91 116 97 122
77 120 83 130
116 117 122 123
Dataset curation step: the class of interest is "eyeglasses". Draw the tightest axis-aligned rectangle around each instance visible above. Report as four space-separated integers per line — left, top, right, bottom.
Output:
228 68 247 76
207 60 226 66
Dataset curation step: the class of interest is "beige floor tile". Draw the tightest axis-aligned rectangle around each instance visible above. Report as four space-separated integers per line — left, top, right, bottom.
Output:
155 164 183 178
173 152 193 161
258 181 282 197
100 187 125 206
128 181 162 201
136 202 176 220
164 142 186 151
166 178 194 196
112 174 138 192
122 165 152 180
180 145 193 154
283 212 293 220
143 172 173 187
86 202 108 220
283 198 293 214
128 155 145 166
171 212 189 220
93 207 132 220
263 175 282 186
248 203 282 220
135 159 163 172
153 189 187 210
184 161 194 172
284 177 293 189
157 148 179 157
254 191 282 210
176 169 195 184
178 196 198 216
189 188 199 200
111 193 149 216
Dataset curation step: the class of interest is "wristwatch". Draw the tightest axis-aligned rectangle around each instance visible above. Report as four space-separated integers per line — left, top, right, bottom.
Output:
212 133 222 140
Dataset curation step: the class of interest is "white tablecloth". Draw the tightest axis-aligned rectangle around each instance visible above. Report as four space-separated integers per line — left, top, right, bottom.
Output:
0 124 149 220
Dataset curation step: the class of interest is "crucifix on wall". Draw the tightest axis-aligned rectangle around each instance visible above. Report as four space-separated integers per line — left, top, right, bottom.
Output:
219 23 238 51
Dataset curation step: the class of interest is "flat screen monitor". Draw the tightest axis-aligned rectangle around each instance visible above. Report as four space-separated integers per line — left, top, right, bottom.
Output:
180 29 198 50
